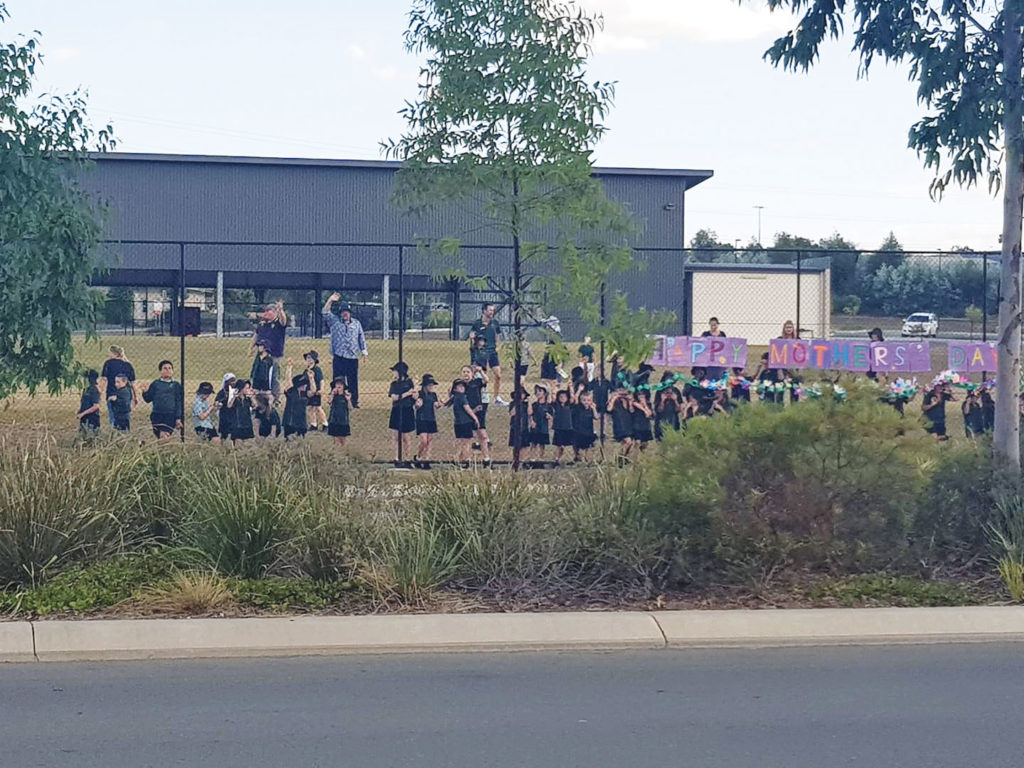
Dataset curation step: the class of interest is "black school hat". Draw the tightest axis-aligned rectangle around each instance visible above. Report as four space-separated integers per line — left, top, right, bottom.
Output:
421 374 438 387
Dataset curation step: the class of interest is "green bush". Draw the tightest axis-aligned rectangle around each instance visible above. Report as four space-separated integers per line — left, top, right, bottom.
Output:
425 309 452 329
0 440 143 586
647 393 923 584
230 577 353 612
807 574 981 607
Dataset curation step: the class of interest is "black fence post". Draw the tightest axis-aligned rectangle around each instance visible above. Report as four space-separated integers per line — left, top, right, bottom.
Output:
398 245 405 465
599 281 607 459
178 242 186 443
982 251 989 380
796 250 802 338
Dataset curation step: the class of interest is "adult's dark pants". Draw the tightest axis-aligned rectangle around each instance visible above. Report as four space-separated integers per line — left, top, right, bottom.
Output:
333 355 360 407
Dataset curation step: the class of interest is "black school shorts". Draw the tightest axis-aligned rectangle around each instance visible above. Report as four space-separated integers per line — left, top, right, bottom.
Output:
529 431 550 447
328 423 351 437
455 423 474 440
416 420 438 435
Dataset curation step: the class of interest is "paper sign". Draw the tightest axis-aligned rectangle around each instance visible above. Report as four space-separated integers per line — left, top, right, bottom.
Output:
648 337 748 368
948 342 997 373
768 339 931 372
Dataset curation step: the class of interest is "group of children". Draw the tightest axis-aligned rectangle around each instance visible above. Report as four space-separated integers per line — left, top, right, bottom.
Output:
76 336 1006 464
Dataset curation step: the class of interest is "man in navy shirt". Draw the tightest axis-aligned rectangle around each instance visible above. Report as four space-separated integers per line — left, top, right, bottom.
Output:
249 300 288 406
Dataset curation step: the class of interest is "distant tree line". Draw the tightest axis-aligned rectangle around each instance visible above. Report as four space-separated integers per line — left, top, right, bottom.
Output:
688 229 997 319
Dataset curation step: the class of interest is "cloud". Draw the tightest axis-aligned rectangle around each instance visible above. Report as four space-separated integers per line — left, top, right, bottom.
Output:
583 0 795 52
347 44 366 61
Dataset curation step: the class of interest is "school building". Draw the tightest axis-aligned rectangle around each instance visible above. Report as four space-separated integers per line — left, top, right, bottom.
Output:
84 152 830 343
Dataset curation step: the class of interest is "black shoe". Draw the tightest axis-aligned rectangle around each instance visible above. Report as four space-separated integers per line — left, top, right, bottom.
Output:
483 459 492 469
351 404 360 409
472 442 481 451
460 461 470 469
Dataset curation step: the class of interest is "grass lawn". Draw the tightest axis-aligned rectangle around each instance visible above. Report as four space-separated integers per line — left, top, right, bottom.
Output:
0 333 991 459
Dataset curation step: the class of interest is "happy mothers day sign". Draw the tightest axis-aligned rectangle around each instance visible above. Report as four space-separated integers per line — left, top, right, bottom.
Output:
647 336 748 368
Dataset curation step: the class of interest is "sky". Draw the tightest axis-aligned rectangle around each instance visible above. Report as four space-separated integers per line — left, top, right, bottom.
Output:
2 0 1004 252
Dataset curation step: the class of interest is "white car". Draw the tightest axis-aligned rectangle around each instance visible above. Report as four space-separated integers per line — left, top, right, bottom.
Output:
901 312 938 337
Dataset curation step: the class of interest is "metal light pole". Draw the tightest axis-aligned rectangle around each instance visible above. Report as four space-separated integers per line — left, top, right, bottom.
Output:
754 205 765 246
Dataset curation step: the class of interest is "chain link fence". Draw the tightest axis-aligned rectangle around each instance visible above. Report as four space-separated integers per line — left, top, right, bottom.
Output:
7 243 1004 463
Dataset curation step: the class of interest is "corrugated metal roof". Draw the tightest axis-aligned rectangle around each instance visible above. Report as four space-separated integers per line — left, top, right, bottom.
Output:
90 152 714 187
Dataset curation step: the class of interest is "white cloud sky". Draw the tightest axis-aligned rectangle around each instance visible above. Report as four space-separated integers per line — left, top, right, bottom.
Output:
347 44 366 61
583 0 795 50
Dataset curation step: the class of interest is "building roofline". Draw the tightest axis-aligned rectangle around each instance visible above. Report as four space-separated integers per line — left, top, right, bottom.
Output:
90 152 714 186
685 262 830 274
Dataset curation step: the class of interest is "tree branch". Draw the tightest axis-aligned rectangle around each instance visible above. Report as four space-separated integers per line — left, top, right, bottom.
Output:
952 0 1000 47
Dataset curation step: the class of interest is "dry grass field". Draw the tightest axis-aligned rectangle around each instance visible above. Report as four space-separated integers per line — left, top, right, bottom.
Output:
0 334 992 460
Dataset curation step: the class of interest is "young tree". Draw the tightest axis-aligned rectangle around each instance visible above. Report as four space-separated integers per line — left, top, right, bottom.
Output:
865 231 905 275
385 0 664 466
0 4 114 398
751 0 1022 470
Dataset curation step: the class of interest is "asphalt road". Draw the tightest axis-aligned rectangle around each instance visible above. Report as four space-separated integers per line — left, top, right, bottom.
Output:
2 644 1022 768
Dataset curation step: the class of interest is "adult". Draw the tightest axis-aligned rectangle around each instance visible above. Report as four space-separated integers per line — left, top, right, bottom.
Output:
322 294 368 408
700 317 728 381
777 319 801 402
99 345 138 426
249 300 288 406
469 303 506 405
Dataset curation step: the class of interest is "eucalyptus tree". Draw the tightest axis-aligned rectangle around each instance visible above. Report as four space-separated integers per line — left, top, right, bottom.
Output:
0 3 114 397
752 0 1023 470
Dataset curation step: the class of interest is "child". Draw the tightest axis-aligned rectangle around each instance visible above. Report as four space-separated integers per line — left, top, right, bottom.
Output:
654 372 682 439
551 389 575 463
215 373 237 443
462 365 491 467
981 385 996 434
540 340 559 391
389 361 417 468
77 370 102 436
922 381 952 442
753 352 784 406
253 392 281 441
250 341 275 397
228 379 257 442
685 368 715 417
108 373 133 432
141 360 183 440
304 351 327 432
578 336 596 380
282 360 309 440
608 388 634 458
529 384 552 466
962 388 985 440
508 388 532 457
730 367 751 403
573 389 599 462
414 374 441 468
631 391 654 451
450 379 480 467
192 382 219 442
327 377 352 447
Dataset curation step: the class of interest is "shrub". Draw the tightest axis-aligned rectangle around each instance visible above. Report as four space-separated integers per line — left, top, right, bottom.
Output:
647 393 923 584
177 461 298 579
0 439 139 586
989 495 1024 602
915 445 1002 567
367 509 463 605
136 571 233 614
230 577 353 612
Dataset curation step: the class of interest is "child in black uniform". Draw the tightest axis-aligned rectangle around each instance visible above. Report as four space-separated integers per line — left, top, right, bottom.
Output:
414 374 440 468
389 362 417 468
282 361 309 440
551 389 575 463
508 388 531 455
573 390 599 462
608 388 634 458
108 373 133 432
229 380 257 442
77 370 102 436
529 384 552 465
327 377 352 447
215 374 237 443
304 351 327 432
730 367 751 403
450 379 480 467
922 381 952 442
631 390 654 450
962 388 985 439
461 365 491 467
654 372 682 439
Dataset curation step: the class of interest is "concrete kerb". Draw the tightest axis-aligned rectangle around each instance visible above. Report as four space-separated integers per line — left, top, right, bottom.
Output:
3 607 1024 663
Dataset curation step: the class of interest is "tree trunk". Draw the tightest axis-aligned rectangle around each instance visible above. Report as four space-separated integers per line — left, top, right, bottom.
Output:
994 3 1024 473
